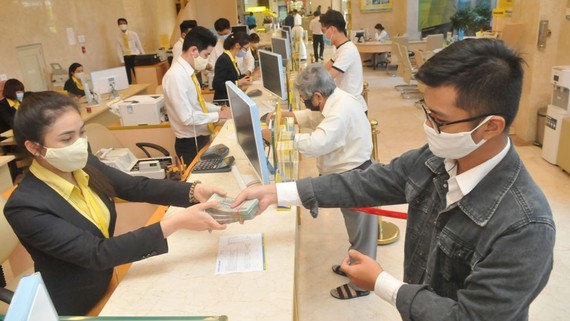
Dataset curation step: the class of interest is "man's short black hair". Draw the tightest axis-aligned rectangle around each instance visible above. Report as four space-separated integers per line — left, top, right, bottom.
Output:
117 18 127 25
214 18 231 32
319 10 346 33
415 38 525 128
183 26 217 52
314 11 321 17
180 20 197 34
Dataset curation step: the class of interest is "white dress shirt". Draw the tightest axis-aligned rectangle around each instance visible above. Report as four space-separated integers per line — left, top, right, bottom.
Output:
116 30 144 63
162 56 221 138
309 17 323 35
236 48 255 75
375 30 388 41
277 138 513 306
208 39 225 69
331 41 367 111
172 37 184 60
293 88 372 175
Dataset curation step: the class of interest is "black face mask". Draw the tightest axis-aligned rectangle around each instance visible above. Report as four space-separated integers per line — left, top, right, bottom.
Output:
304 94 320 111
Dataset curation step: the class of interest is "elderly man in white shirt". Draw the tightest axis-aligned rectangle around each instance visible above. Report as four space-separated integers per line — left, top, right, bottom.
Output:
263 63 376 300
172 20 197 60
163 26 232 165
116 18 144 84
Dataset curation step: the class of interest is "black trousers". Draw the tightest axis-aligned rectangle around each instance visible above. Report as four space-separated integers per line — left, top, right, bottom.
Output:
313 35 324 61
123 55 137 84
175 135 210 165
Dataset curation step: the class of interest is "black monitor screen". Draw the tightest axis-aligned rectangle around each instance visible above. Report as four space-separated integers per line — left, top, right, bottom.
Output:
258 50 286 101
232 25 249 35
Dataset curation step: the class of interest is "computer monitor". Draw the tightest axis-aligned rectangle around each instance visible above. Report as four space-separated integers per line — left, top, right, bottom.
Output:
281 29 292 44
226 81 271 185
258 49 286 101
90 67 129 95
271 37 291 67
355 30 365 43
232 25 249 35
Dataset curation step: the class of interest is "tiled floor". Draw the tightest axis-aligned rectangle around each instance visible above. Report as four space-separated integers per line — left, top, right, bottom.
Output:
295 62 570 320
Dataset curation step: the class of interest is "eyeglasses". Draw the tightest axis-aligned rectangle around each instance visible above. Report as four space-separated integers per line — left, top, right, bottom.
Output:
415 99 497 134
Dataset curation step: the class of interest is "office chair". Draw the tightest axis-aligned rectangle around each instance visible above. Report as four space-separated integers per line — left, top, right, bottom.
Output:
397 43 423 100
84 123 169 158
1 197 19 305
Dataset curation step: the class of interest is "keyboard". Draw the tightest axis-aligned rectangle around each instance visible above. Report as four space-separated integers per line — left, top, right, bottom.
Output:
192 156 235 173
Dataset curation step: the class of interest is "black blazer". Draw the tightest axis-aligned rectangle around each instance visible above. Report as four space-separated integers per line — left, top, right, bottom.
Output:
64 78 85 97
0 98 16 134
212 52 243 101
4 154 193 315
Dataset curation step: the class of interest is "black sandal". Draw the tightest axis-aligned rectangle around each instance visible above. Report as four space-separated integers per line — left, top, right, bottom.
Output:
331 264 347 277
330 283 370 300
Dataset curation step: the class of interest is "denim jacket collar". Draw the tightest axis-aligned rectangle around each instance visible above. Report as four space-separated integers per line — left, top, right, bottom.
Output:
425 144 521 227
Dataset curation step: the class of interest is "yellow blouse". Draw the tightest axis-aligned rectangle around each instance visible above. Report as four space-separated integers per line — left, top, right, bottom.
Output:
30 160 111 238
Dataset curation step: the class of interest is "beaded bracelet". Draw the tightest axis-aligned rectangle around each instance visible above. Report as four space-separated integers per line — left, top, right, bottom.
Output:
189 180 201 204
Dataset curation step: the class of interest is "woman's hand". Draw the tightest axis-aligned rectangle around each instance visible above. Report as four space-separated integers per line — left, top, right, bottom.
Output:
161 201 227 237
238 76 252 87
193 183 227 203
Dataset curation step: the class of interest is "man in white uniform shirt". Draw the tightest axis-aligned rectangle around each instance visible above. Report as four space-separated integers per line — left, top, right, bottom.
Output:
293 9 302 26
116 18 144 84
263 64 376 300
320 10 367 113
310 11 324 62
163 27 232 165
172 20 197 60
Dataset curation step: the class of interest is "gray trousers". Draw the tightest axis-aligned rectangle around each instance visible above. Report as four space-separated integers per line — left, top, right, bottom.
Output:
340 207 378 291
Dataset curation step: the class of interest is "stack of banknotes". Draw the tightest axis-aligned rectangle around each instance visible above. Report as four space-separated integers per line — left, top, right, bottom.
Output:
206 193 259 224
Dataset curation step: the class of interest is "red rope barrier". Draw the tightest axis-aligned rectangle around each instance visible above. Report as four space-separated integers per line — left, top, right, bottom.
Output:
352 207 408 220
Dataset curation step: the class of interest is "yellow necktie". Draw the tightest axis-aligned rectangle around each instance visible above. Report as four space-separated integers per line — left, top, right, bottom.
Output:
123 33 131 55
191 73 215 133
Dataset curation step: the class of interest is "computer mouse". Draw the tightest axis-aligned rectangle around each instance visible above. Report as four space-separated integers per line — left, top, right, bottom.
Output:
200 144 230 160
247 89 263 97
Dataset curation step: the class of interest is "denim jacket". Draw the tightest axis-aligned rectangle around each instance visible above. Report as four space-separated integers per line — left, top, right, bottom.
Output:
296 144 555 321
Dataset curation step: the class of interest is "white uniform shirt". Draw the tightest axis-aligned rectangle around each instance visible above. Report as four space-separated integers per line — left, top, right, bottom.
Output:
236 48 255 75
293 88 372 175
208 39 225 69
294 13 302 26
172 37 184 60
162 57 221 138
310 17 323 35
375 30 388 41
116 30 144 63
331 41 367 111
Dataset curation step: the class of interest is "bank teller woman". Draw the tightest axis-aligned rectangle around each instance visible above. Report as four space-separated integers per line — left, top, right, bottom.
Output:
212 32 252 102
0 78 25 134
4 91 227 315
64 62 86 98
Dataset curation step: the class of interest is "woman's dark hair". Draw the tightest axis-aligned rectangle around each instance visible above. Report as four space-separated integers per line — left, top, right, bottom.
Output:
183 26 218 52
3 79 25 100
68 63 82 80
319 9 346 33
249 33 260 43
14 91 116 197
223 32 249 50
375 23 384 31
415 38 525 128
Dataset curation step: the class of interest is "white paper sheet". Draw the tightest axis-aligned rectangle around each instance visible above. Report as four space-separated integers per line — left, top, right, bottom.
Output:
215 233 265 274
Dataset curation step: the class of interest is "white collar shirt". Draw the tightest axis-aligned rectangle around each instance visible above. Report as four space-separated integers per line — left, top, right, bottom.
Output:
294 13 302 26
331 41 367 111
116 30 144 63
445 138 511 207
293 88 372 175
310 17 322 35
162 56 221 138
208 39 225 69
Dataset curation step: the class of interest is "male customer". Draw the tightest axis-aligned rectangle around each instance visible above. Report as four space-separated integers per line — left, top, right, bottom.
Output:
163 27 232 165
233 39 555 320
265 64 376 299
172 20 198 60
319 10 366 113
310 11 324 62
116 18 144 84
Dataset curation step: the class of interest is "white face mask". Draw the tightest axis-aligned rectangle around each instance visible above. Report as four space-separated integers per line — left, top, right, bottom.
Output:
74 72 84 80
41 137 89 172
193 54 209 72
423 116 492 159
16 92 24 101
119 24 128 31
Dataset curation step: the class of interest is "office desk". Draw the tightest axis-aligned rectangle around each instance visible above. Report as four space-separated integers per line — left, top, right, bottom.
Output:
355 40 427 54
134 61 169 94
100 121 299 321
80 84 150 126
